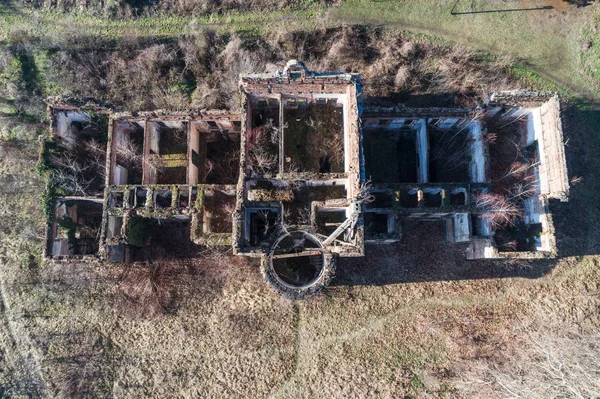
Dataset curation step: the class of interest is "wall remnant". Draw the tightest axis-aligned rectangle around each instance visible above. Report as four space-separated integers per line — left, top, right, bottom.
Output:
42 66 570 298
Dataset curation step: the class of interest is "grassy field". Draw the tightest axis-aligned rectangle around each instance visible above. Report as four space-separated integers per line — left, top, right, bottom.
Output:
332 0 595 97
1 0 597 98
1 0 600 398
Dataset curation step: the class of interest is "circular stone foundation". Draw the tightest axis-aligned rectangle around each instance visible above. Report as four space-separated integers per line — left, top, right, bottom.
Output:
262 230 336 299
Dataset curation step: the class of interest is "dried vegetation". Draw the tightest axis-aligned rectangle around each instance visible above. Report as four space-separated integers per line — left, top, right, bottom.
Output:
25 26 517 113
11 0 338 18
1 11 599 399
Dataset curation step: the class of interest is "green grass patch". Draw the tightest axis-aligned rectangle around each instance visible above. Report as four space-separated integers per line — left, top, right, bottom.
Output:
510 64 570 95
32 49 63 97
56 215 77 250
580 16 600 91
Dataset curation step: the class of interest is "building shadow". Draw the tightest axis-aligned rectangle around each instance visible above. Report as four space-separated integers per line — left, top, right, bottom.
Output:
333 101 600 287
562 0 593 6
549 103 600 257
334 221 556 287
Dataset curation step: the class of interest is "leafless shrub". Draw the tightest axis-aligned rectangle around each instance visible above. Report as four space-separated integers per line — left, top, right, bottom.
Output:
250 149 277 175
297 206 312 225
419 44 513 106
80 140 106 182
400 41 417 58
166 125 187 145
84 138 106 158
178 33 212 75
285 161 301 173
45 25 519 112
150 84 189 109
282 205 292 226
57 354 101 399
104 44 181 109
461 328 600 399
327 36 353 67
217 35 267 110
116 261 172 319
145 155 166 176
265 119 283 144
499 161 535 182
430 126 471 173
190 79 220 109
474 192 521 228
221 199 237 216
394 65 411 89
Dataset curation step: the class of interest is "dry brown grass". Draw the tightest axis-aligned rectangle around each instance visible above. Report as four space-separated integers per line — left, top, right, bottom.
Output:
43 26 518 112
457 258 600 399
1 178 600 398
11 0 336 18
1 19 599 399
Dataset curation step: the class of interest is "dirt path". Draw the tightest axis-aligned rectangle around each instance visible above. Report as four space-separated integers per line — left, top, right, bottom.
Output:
0 276 48 396
329 1 597 99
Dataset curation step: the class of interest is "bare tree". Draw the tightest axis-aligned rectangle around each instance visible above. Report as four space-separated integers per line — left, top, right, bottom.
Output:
256 210 276 237
115 136 143 166
474 192 521 228
220 199 236 217
498 161 538 183
203 159 215 181
461 328 600 399
83 139 107 181
355 180 376 205
507 179 539 201
145 155 166 176
49 154 94 196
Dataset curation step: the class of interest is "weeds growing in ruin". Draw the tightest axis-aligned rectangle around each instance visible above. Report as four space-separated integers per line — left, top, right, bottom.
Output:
246 120 281 176
483 121 541 233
